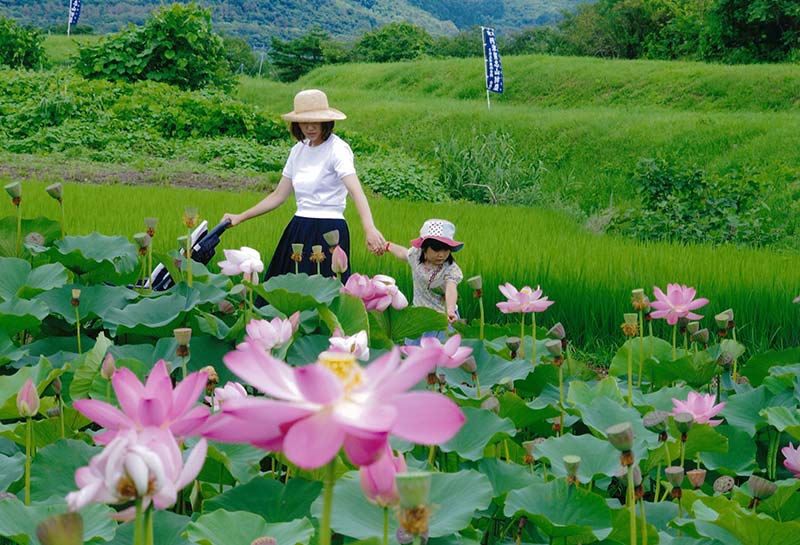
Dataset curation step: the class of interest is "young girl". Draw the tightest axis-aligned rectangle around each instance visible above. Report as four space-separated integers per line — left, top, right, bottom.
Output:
384 219 464 323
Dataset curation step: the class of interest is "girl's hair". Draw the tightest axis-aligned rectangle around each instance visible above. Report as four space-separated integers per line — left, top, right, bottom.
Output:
419 238 455 265
290 121 335 142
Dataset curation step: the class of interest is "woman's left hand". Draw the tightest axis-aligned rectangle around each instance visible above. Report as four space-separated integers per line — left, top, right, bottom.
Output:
365 226 386 255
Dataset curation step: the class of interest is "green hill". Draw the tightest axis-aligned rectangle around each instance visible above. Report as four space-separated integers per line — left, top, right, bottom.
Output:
2 0 583 44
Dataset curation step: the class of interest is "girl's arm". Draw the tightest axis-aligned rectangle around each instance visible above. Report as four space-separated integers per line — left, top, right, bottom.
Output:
222 176 293 226
384 241 408 261
342 173 386 254
445 281 459 323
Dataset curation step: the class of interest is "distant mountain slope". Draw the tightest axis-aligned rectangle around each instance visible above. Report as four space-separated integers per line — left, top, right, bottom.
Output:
2 0 583 45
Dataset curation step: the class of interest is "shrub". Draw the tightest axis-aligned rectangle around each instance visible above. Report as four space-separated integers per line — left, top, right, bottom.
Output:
358 150 447 202
0 16 45 69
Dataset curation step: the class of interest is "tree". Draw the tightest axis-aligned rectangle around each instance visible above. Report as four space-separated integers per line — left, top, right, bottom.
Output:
222 34 258 74
354 22 433 63
269 27 331 82
0 16 45 69
75 3 234 90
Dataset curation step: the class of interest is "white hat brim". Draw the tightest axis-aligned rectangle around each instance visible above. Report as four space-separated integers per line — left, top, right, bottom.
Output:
281 108 347 122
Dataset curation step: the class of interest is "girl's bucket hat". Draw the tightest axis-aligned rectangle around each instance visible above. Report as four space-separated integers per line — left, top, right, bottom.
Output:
281 89 347 122
410 219 464 251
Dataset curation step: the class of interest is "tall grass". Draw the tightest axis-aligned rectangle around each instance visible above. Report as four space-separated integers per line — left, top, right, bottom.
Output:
10 179 800 354
41 34 99 66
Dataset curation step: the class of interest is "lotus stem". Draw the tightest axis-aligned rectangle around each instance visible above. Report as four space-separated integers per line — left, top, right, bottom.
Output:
640 497 648 545
145 505 154 545
558 364 564 435
134 499 143 545
679 439 686 469
383 507 389 545
732 327 738 382
519 312 525 359
627 337 633 407
147 245 153 293
627 465 637 545
180 356 187 381
59 396 65 438
319 460 336 545
637 309 644 387
75 306 82 354
531 313 537 365
769 428 780 480
654 461 662 503
671 324 677 361
428 445 436 469
504 439 511 463
478 296 485 340
15 202 22 257
185 230 193 287
24 416 32 505
59 200 66 239
648 321 654 359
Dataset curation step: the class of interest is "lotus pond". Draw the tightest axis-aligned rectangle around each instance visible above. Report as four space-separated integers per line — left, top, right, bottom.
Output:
2 193 800 545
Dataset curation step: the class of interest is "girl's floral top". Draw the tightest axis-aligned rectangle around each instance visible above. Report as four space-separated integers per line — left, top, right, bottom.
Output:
406 247 463 313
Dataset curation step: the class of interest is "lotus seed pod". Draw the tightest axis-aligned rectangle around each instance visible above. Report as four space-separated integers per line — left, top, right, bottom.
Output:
133 232 151 250
467 275 482 290
46 406 61 418
563 455 581 478
480 396 500 414
691 328 710 344
218 299 235 314
505 337 521 352
623 313 638 325
183 206 199 228
687 468 706 488
713 475 735 494
24 232 46 247
686 321 700 335
322 230 340 247
144 217 158 230
291 243 304 255
643 411 670 434
312 244 323 254
544 339 562 357
395 472 432 508
674 412 694 434
459 356 477 373
45 182 63 201
606 422 634 452
748 475 777 499
547 322 565 339
664 466 685 487
5 181 21 199
71 288 81 300
715 309 734 329
522 440 536 458
631 288 650 310
173 327 192 346
615 464 642 486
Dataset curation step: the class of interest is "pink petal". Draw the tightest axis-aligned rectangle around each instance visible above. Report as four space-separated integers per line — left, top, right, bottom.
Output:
169 405 210 438
224 341 300 400
73 399 131 431
390 391 465 444
169 371 208 420
111 367 145 418
144 360 173 400
294 364 343 404
176 439 207 490
343 431 389 466
283 412 345 469
372 349 436 397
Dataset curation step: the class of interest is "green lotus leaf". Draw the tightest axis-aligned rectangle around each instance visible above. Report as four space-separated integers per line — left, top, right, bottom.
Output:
199 440 266 486
0 216 60 258
741 348 800 387
0 357 64 420
572 396 657 457
498 391 560 432
0 407 91 450
103 290 206 337
719 386 776 437
106 511 192 545
0 332 27 366
640 385 694 412
192 308 232 339
698 425 755 475
316 469 492 540
29 438 101 502
323 292 369 336
150 336 236 385
186 511 314 545
754 479 800 522
609 336 672 383
504 479 613 541
0 452 24 491
204 476 322 522
0 297 49 336
686 494 800 544
440 407 516 461
606 503 659 544
34 283 139 324
253 273 341 314
47 232 139 283
534 433 621 483
648 350 720 389
0 258 67 301
761 406 800 440
0 497 115 545
369 305 446 345
287 334 331 366
477 457 538 497
567 376 625 406
440 340 535 396
68 332 114 401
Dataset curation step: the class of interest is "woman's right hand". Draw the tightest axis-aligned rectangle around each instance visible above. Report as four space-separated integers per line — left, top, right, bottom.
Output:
221 213 242 227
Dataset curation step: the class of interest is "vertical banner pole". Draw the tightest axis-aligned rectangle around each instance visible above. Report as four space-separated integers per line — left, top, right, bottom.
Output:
481 27 490 110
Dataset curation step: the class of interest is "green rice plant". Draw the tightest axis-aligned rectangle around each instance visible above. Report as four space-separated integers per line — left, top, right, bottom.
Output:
10 179 799 355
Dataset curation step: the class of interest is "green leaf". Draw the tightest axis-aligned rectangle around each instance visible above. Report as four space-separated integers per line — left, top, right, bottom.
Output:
286 335 330 366
534 433 621 483
0 497 115 545
608 336 671 383
47 232 139 283
498 391 560 430
254 273 341 314
102 291 196 337
0 216 61 259
719 387 772 437
760 407 800 440
29 439 101 502
440 340 535 395
567 376 625 406
203 441 265 485
699 424 756 475
476 457 537 497
107 511 191 545
68 332 114 401
328 293 369 336
0 332 27 366
0 452 24 491
186 511 314 545
0 258 67 300
504 479 613 541
204 476 322 522
440 407 516 461
384 306 446 342
34 284 138 324
0 297 49 336
689 494 800 544
318 470 492 540
0 358 64 419
740 348 800 387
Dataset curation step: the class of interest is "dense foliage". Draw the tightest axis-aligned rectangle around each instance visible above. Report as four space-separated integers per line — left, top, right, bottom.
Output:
0 16 45 69
74 3 234 91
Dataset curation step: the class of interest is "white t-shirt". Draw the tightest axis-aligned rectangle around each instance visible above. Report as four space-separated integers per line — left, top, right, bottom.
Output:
282 134 356 219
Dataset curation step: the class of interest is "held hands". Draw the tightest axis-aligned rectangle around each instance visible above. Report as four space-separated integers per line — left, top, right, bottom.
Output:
221 213 243 227
365 226 386 256
447 309 458 323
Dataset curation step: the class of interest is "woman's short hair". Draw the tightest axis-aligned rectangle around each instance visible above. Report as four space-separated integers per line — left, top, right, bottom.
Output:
290 121 335 142
419 238 456 264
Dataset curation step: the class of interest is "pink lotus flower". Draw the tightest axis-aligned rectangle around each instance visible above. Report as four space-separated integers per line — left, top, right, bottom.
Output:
73 360 209 445
219 247 264 277
359 443 407 508
496 283 554 314
672 391 725 426
782 443 800 477
202 343 464 469
205 381 248 412
329 330 369 361
401 334 473 369
650 284 709 325
246 317 295 351
341 273 408 311
331 245 348 275
66 428 206 515
17 378 39 417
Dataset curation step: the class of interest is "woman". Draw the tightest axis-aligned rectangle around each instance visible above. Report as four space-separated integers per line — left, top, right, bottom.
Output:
222 89 385 281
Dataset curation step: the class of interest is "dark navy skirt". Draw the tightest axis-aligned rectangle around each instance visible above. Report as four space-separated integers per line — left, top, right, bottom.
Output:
265 215 351 283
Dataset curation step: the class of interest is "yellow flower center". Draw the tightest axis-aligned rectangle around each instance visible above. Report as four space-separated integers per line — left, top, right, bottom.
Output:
318 351 363 393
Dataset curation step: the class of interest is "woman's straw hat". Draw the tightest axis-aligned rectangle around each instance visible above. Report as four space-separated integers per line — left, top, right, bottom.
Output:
282 89 346 122
410 219 464 251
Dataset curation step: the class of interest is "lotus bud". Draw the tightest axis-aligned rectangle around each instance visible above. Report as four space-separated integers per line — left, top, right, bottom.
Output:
547 322 565 340
674 413 694 435
687 468 706 489
144 217 158 236
480 396 500 414
395 472 432 508
101 353 116 380
36 512 83 545
563 455 581 484
606 422 634 452
44 182 63 202
643 410 670 435
17 379 39 417
748 475 777 500
331 245 348 274
664 466 684 487
5 181 21 201
218 299 235 314
631 288 650 311
691 328 710 344
323 230 340 247
288 311 301 333
70 289 81 307
467 275 482 290
251 538 277 545
460 356 477 374
52 376 62 396
544 339 562 357
715 308 734 329
183 206 199 229
713 475 735 494
46 406 61 418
